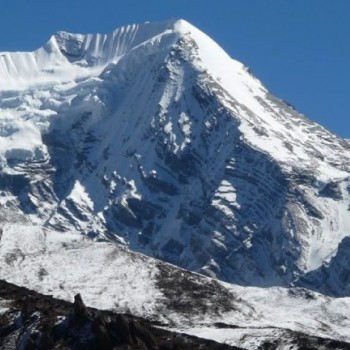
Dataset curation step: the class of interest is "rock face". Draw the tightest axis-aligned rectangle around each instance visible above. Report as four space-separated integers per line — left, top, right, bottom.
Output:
0 280 240 350
0 19 349 294
296 236 350 296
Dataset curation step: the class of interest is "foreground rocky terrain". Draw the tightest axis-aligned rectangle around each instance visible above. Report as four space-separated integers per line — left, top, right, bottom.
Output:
0 280 240 349
0 225 350 349
2 280 350 350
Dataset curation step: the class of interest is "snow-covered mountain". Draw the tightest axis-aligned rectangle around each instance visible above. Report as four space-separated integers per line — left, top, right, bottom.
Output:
0 19 349 295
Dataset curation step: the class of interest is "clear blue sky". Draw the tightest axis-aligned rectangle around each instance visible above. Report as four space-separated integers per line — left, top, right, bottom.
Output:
0 0 348 138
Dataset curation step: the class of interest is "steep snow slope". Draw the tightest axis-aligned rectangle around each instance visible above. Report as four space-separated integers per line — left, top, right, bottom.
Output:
0 19 349 293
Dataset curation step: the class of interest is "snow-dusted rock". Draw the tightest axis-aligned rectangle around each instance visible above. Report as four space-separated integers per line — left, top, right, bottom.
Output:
0 223 350 349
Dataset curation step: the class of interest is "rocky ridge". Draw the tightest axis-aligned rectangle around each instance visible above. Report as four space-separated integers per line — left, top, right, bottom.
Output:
0 280 240 350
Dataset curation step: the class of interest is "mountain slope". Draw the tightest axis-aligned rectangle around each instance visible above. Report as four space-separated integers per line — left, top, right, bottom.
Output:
0 19 349 294
1 223 350 349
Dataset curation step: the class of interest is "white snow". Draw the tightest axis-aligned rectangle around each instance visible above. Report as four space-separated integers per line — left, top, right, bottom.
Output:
68 181 94 211
0 301 10 315
0 223 162 318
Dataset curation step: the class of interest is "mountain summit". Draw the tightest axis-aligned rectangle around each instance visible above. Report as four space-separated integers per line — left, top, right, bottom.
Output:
0 19 349 295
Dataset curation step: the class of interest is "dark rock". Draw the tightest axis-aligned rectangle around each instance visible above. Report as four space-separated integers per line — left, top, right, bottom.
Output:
131 320 158 349
143 176 179 196
0 279 242 349
92 314 113 350
38 328 54 350
295 236 350 297
319 181 343 200
24 333 38 350
73 293 88 322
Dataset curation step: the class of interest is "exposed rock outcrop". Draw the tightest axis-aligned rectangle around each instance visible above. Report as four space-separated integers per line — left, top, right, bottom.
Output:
0 280 240 349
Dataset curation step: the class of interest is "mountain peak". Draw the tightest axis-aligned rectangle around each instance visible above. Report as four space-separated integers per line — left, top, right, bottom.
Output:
0 19 350 296
50 19 194 62
0 19 200 90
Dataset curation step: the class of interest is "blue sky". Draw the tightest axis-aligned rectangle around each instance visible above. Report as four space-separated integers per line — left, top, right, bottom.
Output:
0 0 348 137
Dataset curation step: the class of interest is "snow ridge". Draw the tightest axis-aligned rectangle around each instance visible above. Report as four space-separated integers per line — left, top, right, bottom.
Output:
0 20 186 90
